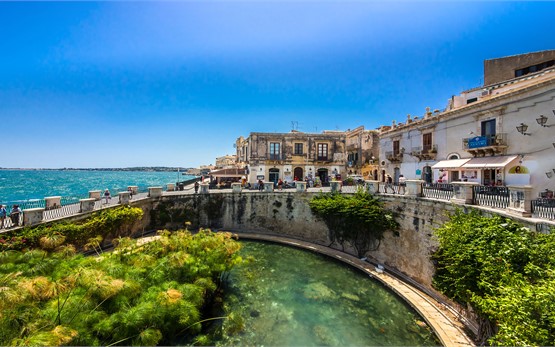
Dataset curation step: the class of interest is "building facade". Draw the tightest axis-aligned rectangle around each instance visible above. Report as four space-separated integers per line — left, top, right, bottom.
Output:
235 130 347 185
378 54 555 198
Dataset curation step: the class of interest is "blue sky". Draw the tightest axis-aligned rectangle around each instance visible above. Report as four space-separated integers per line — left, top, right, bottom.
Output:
1 1 553 168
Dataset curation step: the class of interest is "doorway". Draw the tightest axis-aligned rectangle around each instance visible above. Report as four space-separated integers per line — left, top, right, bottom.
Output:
317 168 329 186
423 166 432 184
269 168 280 185
293 167 304 181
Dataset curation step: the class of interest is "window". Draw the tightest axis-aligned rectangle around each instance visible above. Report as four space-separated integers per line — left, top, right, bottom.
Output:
393 140 400 156
270 142 281 160
423 133 432 152
317 143 328 161
481 119 496 137
294 143 303 155
466 97 478 104
515 60 554 78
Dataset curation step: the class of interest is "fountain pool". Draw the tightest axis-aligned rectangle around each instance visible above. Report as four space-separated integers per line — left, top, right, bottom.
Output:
210 240 440 346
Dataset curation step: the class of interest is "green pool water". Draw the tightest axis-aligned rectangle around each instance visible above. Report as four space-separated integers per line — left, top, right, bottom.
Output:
212 241 441 346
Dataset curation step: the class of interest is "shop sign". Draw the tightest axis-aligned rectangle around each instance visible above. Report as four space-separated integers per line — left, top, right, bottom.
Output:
468 136 488 149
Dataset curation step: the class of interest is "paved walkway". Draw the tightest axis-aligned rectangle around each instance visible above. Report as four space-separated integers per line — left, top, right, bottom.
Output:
229 232 474 347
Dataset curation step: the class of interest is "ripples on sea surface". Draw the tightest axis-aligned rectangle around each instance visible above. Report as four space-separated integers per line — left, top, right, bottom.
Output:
0 170 193 203
212 241 440 346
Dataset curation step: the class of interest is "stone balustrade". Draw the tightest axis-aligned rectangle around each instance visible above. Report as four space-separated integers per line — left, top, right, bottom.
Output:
89 190 102 200
296 181 307 192
166 183 175 191
23 208 44 226
119 191 131 204
232 183 242 193
451 182 479 204
45 196 61 210
365 180 380 194
330 181 341 193
405 180 425 197
127 186 139 195
507 185 533 217
148 187 163 198
200 183 210 194
263 182 274 192
80 198 96 213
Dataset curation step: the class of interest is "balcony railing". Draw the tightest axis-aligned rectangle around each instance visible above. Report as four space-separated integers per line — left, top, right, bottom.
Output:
385 150 404 163
411 145 438 161
462 133 508 155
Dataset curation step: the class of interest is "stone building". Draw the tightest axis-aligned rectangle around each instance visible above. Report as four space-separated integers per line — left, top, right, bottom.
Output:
378 52 555 198
215 154 237 169
235 130 347 185
345 126 380 179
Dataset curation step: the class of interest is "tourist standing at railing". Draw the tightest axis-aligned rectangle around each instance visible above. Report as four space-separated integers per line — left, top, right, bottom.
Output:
194 181 199 194
0 205 6 229
127 187 134 199
104 189 111 204
10 205 21 227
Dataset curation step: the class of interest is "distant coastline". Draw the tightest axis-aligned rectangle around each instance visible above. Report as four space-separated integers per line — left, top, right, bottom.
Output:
0 167 193 172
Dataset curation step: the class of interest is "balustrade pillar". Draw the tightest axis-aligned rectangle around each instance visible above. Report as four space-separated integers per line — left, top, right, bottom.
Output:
231 182 242 193
118 191 131 204
451 182 479 204
200 183 210 194
263 182 274 192
45 196 61 210
23 208 44 226
507 185 533 217
127 186 139 195
405 180 424 197
296 181 307 192
148 187 163 198
166 183 175 191
365 180 380 194
330 181 341 193
79 198 96 213
89 190 101 200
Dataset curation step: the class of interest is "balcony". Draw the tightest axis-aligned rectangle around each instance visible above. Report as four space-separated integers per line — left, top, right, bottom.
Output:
462 133 507 156
385 150 404 163
411 145 437 161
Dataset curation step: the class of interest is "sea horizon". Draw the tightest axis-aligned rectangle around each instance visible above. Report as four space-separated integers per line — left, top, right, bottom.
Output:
0 169 196 206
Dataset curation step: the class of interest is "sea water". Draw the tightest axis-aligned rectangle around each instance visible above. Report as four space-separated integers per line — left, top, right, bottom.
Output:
0 169 194 205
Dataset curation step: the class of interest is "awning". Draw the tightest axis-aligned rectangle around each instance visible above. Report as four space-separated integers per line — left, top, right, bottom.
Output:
461 155 518 169
431 158 470 170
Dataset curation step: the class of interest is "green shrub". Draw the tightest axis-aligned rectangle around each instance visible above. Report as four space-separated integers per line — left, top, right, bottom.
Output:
433 210 555 346
309 190 398 257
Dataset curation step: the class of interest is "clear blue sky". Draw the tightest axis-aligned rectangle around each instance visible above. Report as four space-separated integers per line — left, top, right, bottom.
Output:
1 1 553 169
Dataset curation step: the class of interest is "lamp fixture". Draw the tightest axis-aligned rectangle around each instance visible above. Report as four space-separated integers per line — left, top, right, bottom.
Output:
536 115 552 127
516 123 531 136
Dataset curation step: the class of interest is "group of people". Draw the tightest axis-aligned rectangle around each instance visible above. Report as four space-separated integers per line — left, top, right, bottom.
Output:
0 204 22 228
384 174 406 194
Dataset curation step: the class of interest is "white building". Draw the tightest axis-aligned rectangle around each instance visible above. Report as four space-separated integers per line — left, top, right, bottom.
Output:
378 51 555 198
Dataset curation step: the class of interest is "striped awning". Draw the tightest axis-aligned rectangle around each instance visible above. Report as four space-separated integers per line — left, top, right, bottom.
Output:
431 158 470 170
461 155 518 169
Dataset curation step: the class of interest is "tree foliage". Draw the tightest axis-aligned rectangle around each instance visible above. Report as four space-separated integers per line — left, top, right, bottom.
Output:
309 190 398 257
0 228 242 346
433 209 555 346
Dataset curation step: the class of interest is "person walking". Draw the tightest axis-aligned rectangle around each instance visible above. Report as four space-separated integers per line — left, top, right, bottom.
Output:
277 179 283 190
194 181 200 194
10 205 21 227
398 174 406 195
385 174 394 193
0 205 7 229
258 179 264 191
104 189 111 204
